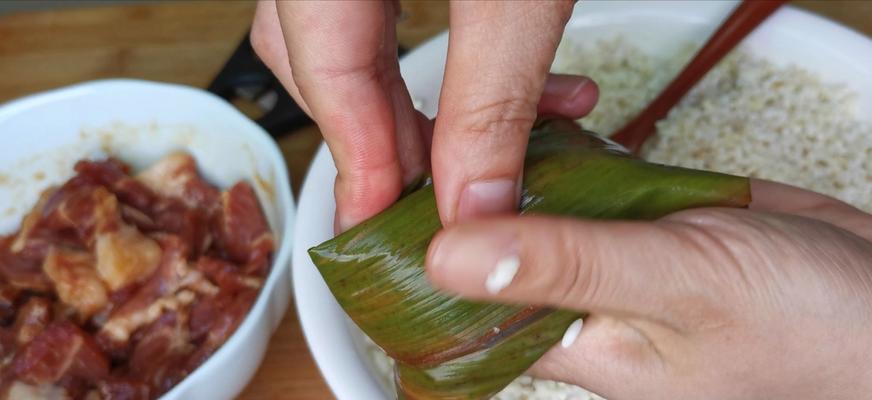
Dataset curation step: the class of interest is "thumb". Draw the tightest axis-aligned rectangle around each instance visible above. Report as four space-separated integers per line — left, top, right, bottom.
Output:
425 215 716 319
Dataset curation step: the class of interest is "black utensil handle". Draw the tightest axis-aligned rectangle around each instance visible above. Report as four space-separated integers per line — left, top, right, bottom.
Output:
208 31 408 139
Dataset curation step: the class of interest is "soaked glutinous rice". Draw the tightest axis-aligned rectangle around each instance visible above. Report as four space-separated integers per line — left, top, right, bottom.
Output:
554 37 872 212
361 36 872 400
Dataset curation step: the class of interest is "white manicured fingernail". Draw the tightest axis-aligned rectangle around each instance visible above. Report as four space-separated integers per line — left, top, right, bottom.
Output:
485 255 520 294
561 318 584 348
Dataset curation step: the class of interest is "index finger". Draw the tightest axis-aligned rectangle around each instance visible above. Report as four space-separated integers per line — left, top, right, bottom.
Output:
431 1 576 225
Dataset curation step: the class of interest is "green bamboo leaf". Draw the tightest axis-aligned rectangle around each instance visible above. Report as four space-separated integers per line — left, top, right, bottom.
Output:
396 309 582 400
309 119 750 399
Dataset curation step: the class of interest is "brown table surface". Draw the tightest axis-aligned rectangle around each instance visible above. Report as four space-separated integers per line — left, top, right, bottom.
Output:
0 1 869 399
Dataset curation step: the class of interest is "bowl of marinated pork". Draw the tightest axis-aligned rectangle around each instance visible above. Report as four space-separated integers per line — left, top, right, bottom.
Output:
0 79 295 400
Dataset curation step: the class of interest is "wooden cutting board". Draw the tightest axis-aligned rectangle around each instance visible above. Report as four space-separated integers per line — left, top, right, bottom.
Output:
0 1 868 399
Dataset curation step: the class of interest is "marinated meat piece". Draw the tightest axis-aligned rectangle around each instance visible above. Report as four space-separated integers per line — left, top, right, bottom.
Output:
95 226 161 291
0 285 20 324
11 322 109 385
12 297 52 346
100 290 196 347
96 379 151 400
100 236 213 344
52 375 89 400
186 298 214 344
43 248 108 319
88 285 141 346
196 257 261 294
213 182 274 267
43 186 122 249
150 200 211 258
1 328 16 365
9 188 57 259
243 257 271 279
118 206 156 232
4 381 68 400
186 288 257 368
136 153 219 211
0 239 51 292
136 235 189 295
128 311 192 394
74 159 157 213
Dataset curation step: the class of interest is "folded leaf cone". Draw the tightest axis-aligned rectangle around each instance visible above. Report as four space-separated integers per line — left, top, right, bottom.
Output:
309 119 751 399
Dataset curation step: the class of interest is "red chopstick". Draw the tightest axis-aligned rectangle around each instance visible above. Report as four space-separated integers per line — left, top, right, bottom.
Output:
611 0 788 155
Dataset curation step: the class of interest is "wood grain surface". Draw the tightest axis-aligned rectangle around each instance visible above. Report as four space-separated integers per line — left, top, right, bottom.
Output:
0 1 868 399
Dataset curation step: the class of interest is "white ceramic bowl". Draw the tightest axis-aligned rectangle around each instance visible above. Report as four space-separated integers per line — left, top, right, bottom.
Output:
0 79 296 400
292 1 872 399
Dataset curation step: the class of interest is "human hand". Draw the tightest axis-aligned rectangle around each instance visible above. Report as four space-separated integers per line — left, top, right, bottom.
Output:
426 179 872 399
251 0 597 232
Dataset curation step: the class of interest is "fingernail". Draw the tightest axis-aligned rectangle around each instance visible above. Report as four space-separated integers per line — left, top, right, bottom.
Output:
335 212 357 234
456 179 518 221
485 255 520 294
543 75 590 101
561 318 584 348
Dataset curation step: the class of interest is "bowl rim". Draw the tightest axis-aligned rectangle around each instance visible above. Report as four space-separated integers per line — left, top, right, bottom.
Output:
0 78 297 399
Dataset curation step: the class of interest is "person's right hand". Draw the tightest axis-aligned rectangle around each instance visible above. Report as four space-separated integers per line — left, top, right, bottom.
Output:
251 0 598 232
425 179 872 399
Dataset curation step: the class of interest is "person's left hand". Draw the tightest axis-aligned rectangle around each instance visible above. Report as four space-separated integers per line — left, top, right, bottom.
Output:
251 0 597 232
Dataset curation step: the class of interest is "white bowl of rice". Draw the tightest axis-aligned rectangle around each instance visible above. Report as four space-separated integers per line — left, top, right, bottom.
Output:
292 1 872 399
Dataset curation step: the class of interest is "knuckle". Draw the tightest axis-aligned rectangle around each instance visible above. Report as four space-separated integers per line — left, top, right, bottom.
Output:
666 210 765 265
309 59 381 85
457 92 538 144
550 222 600 308
305 40 385 85
656 213 754 325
